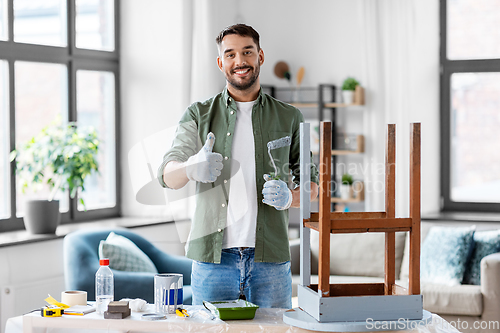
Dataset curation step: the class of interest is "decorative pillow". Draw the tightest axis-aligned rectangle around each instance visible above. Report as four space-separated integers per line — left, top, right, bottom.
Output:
421 226 475 286
99 232 158 273
463 230 500 285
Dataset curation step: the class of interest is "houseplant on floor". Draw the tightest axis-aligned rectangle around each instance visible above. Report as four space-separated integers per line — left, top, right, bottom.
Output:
10 120 100 234
341 77 360 105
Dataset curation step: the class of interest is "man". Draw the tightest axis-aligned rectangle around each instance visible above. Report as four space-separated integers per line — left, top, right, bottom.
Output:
157 24 319 308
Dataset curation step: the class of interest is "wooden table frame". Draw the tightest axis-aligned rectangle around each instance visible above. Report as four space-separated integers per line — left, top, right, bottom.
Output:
297 122 422 323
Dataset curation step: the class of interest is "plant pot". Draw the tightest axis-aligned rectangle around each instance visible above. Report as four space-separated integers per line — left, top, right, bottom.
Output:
340 184 353 200
23 200 61 234
342 90 354 104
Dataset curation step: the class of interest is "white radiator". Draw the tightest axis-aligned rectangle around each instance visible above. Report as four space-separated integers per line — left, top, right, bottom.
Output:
0 238 65 333
1 276 65 333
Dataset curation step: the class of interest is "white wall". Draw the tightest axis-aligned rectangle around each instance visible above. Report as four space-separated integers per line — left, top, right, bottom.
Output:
411 0 441 215
120 0 440 217
239 0 440 215
120 0 186 219
242 1 364 91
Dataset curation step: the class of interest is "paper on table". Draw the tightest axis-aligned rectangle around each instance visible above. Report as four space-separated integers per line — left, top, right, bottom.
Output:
64 305 95 315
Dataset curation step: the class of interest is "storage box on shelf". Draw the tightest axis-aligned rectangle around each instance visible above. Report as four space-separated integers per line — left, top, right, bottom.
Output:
262 84 365 205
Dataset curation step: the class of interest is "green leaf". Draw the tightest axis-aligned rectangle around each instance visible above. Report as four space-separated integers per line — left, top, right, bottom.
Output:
341 173 354 185
11 118 100 197
79 198 86 211
9 150 17 162
269 172 281 180
341 77 360 91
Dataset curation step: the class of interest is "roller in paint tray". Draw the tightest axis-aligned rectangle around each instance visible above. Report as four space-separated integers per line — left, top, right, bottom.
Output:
267 136 291 179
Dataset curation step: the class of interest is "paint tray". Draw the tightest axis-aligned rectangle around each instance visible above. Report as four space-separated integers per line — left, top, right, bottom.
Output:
203 299 259 320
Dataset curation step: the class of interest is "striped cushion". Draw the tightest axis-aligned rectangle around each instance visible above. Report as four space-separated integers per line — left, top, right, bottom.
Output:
99 232 158 273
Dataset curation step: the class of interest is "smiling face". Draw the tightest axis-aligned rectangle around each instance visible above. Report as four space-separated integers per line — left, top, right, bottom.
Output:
217 34 264 96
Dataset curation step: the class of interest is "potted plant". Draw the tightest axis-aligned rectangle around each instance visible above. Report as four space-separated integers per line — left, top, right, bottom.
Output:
10 120 99 234
340 173 354 200
341 77 360 105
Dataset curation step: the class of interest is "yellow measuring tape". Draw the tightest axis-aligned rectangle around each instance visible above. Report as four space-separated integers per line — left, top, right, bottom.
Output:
42 306 64 317
41 295 70 317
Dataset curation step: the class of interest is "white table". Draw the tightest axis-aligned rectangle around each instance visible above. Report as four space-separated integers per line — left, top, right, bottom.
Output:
5 305 461 333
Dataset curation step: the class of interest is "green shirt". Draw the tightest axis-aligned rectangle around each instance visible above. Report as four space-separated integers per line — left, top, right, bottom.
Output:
157 87 319 264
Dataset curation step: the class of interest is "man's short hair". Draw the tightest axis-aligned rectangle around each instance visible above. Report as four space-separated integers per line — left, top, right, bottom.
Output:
215 24 260 50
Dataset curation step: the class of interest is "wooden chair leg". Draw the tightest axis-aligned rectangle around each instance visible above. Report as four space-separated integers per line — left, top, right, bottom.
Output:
319 122 332 297
409 123 421 295
385 125 396 295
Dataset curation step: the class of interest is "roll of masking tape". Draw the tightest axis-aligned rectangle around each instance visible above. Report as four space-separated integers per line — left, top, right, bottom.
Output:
61 291 87 306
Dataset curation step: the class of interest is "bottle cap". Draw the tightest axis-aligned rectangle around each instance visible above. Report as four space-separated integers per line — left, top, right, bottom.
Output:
99 258 110 266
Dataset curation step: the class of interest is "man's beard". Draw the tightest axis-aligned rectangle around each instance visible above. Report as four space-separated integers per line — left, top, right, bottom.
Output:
226 64 260 91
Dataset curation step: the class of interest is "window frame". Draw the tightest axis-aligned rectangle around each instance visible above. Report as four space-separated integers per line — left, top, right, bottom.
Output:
72 59 121 222
440 0 500 212
0 0 120 232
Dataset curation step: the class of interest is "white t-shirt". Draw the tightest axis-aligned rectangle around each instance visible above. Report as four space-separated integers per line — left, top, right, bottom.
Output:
222 100 258 249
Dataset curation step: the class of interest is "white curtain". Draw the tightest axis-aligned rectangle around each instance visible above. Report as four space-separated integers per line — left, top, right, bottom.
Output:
358 0 425 216
124 0 224 223
162 0 225 226
170 0 225 230
183 0 225 105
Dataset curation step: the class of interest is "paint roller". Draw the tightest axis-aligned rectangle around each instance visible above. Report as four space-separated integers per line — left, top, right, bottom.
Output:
267 136 291 179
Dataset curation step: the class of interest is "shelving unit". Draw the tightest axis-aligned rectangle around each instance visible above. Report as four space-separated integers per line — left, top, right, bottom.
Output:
313 134 364 155
262 84 365 206
289 103 318 109
312 181 365 203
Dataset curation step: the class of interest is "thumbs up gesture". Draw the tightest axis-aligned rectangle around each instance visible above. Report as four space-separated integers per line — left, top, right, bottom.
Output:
185 132 223 183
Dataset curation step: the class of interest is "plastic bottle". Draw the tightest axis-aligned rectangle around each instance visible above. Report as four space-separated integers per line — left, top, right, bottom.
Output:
95 258 114 314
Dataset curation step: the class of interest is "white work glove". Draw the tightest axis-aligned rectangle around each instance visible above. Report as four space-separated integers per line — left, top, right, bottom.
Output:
262 174 293 210
185 132 223 183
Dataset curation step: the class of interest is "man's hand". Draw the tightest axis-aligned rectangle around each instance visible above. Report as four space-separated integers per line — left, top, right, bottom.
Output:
185 132 223 183
262 174 292 210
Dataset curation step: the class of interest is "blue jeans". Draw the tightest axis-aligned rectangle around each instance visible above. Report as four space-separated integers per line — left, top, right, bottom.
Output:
191 247 292 308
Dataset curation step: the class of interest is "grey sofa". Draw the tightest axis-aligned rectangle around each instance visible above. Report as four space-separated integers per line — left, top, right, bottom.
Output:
289 220 500 333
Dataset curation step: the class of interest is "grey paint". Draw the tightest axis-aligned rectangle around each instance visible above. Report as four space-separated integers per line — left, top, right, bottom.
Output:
298 285 423 323
298 284 320 320
299 123 311 287
299 123 311 220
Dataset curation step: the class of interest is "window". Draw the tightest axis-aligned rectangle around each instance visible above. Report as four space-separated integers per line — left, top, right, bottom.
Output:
441 0 500 211
0 60 8 219
75 0 114 51
76 69 116 212
0 0 6 41
14 61 69 215
0 1 119 232
14 0 67 47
